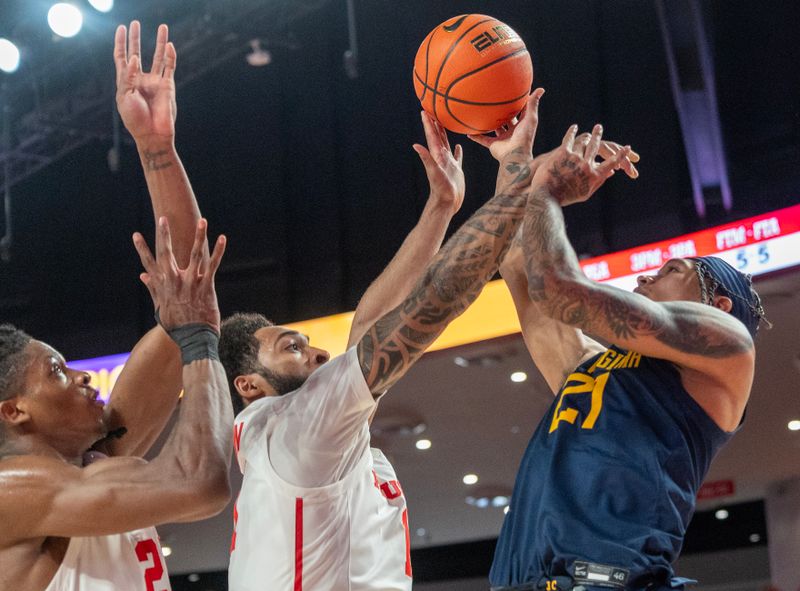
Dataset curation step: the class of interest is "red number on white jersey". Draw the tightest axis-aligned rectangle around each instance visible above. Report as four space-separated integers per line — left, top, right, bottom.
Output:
135 539 168 591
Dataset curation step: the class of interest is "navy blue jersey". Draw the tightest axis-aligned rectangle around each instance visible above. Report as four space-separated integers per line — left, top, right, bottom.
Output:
490 346 735 589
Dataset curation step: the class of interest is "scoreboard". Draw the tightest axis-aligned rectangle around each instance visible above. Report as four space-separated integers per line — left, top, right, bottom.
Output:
580 204 800 291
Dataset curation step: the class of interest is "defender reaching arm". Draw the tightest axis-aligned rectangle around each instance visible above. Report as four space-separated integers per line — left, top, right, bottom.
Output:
104 22 204 457
347 112 464 348
0 219 231 543
356 90 547 395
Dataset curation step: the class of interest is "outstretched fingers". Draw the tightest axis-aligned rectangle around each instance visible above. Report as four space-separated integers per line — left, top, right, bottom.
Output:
186 219 208 277
454 144 463 167
132 232 157 275
128 20 141 63
163 42 177 80
597 146 633 178
420 112 446 162
206 235 227 281
150 24 168 75
516 87 544 151
155 216 178 274
113 25 127 85
562 124 578 152
585 124 603 162
412 143 437 175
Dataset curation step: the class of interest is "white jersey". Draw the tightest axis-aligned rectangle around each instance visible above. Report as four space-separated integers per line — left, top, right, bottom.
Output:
229 347 412 591
44 527 171 591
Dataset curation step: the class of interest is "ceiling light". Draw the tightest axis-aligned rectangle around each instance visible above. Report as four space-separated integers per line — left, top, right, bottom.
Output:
88 0 113 12
453 356 469 367
48 4 83 38
510 371 527 383
187 573 200 583
749 533 761 543
491 495 510 507
415 438 431 450
161 545 172 557
0 39 20 73
246 39 272 67
714 508 729 520
788 420 800 431
462 473 478 485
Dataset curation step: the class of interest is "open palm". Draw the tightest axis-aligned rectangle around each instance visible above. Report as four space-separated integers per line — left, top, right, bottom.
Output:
413 112 465 217
114 21 177 140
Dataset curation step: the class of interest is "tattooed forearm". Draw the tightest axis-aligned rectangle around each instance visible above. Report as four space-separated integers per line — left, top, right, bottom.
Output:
520 185 752 359
358 175 533 394
142 148 174 171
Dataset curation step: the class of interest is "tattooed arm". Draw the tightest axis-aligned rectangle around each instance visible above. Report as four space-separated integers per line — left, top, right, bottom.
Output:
347 113 464 349
521 124 754 429
355 92 544 394
500 240 604 394
102 22 202 457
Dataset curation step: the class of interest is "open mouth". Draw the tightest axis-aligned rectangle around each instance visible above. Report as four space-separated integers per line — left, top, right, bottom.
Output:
82 387 105 407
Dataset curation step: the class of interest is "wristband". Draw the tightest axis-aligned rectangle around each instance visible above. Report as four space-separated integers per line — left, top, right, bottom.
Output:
155 310 220 364
169 323 220 365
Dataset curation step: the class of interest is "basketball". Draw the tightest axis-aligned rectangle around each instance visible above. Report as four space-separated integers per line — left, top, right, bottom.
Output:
413 14 533 135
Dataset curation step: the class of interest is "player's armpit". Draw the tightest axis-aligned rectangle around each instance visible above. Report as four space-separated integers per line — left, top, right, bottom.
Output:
501 259 603 394
0 454 229 542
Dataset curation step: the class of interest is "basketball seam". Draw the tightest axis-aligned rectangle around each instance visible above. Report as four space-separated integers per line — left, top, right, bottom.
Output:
414 70 529 107
431 17 495 122
420 29 435 102
444 48 531 133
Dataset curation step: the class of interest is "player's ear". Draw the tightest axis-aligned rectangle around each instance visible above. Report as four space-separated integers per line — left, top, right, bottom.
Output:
0 397 31 426
234 374 274 400
711 294 733 313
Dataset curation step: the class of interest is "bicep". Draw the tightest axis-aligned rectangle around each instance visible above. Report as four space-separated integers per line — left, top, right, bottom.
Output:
555 280 754 380
507 276 602 393
104 327 182 457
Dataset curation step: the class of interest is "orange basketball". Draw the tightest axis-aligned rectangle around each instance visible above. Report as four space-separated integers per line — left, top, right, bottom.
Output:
413 14 533 135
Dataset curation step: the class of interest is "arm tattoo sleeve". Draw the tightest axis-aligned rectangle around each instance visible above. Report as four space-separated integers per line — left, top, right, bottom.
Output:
358 157 534 394
521 181 752 359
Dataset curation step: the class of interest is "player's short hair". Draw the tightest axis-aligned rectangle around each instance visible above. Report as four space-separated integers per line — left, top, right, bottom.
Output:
0 324 32 403
219 313 274 415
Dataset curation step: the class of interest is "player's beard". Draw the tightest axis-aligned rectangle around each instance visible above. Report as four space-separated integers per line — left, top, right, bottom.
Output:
255 366 308 396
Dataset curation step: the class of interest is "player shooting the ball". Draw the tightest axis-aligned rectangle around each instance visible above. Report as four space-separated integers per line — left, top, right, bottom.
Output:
471 93 765 589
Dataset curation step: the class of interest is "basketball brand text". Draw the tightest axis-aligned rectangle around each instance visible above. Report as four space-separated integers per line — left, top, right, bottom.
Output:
470 25 520 53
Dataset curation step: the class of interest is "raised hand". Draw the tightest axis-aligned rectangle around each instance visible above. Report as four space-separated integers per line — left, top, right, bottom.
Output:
114 21 177 142
573 132 640 179
413 112 465 217
467 88 545 163
533 124 633 207
133 218 226 333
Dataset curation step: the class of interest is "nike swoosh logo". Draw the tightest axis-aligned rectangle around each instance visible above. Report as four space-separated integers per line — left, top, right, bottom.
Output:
443 15 469 32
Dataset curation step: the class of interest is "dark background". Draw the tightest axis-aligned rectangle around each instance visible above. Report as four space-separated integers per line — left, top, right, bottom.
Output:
0 0 798 360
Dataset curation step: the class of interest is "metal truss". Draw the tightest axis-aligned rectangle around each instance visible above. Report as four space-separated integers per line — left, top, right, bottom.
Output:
0 0 331 196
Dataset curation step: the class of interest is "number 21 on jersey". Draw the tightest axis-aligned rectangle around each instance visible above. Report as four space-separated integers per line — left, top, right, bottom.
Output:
549 371 610 433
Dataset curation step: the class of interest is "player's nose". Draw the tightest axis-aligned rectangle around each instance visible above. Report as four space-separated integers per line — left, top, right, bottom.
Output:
637 274 655 287
312 348 330 365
